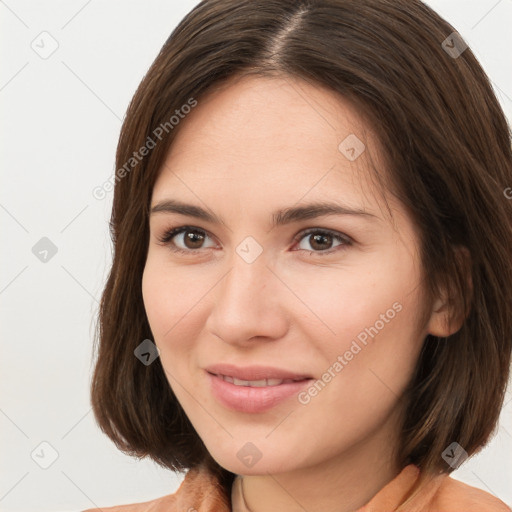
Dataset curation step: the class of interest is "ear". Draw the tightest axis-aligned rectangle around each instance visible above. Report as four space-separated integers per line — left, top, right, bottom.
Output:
426 246 472 338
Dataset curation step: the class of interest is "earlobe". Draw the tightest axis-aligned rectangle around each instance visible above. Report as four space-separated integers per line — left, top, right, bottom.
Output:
426 294 462 338
426 246 472 338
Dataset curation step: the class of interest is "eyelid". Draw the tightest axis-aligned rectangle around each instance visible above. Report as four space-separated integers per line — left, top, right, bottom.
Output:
156 224 353 255
156 225 218 251
292 227 352 245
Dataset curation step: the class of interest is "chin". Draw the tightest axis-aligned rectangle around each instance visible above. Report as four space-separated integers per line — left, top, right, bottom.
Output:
215 458 294 476
205 443 305 476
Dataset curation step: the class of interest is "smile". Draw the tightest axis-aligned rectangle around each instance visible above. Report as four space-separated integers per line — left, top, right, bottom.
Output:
214 374 308 387
207 371 314 413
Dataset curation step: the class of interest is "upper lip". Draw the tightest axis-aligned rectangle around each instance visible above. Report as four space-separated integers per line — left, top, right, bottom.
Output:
205 363 313 381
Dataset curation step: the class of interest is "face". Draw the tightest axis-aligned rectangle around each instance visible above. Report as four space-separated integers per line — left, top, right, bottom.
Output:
142 75 438 476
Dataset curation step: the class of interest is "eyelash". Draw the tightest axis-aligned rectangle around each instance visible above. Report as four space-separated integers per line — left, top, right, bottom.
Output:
156 225 353 257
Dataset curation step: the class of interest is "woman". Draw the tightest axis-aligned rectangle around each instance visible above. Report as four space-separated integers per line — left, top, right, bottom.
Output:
85 0 512 510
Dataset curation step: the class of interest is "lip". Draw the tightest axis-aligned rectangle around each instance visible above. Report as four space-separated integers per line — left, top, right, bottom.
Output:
205 365 314 413
204 363 312 381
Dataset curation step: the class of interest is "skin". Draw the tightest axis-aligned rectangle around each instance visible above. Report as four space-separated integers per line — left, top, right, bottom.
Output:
142 75 457 512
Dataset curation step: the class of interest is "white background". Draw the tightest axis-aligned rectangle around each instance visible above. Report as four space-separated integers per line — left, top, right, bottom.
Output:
1 1 511 511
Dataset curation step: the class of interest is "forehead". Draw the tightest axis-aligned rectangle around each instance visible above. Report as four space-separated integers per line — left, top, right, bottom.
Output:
153 75 391 219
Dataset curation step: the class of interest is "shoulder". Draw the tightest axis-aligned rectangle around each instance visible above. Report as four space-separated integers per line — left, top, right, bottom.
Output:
81 492 177 512
81 463 231 512
432 474 511 512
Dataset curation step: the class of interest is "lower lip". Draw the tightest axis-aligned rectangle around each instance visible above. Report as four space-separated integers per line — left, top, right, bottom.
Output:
207 372 313 413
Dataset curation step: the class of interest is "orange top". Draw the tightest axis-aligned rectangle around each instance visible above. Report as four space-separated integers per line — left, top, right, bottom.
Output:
82 463 511 512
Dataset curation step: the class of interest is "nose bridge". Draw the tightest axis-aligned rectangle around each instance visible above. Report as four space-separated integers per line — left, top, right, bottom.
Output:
207 239 286 342
220 241 272 310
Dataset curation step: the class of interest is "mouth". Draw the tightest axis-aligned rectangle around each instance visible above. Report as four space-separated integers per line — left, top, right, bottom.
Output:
204 362 313 382
208 372 311 387
206 369 314 413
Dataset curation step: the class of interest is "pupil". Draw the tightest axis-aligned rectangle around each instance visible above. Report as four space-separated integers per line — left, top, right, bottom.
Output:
312 233 331 250
186 230 203 248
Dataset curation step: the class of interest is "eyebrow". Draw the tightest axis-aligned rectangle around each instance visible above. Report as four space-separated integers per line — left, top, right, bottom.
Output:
150 199 378 227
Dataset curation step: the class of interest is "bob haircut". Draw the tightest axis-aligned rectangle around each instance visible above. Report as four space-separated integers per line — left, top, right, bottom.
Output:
91 0 512 498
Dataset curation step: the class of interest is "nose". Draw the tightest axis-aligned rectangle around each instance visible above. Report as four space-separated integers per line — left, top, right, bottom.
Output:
205 246 288 346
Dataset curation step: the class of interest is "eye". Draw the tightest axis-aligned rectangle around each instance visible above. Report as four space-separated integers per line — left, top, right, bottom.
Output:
156 225 352 256
157 226 216 254
293 228 352 256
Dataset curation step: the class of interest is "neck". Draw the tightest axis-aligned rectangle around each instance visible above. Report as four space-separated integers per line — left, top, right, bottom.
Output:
238 410 403 512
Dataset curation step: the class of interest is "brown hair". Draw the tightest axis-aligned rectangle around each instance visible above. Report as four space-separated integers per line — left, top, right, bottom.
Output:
90 0 512 501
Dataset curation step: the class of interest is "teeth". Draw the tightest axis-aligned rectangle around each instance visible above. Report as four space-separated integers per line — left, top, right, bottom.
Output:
221 375 300 387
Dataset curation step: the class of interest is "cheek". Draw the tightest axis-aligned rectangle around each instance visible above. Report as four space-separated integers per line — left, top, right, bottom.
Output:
281 248 421 346
292 297 423 458
141 262 171 340
141 258 215 390
291 248 425 397
142 262 197 395
328 305 423 417
141 257 205 342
